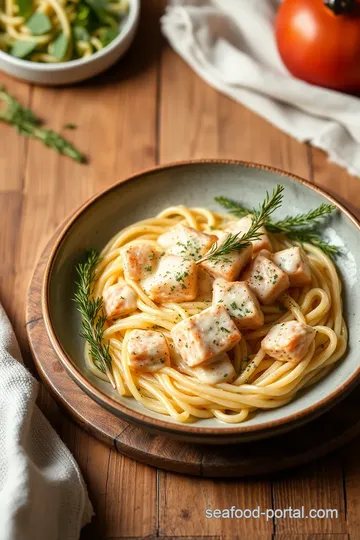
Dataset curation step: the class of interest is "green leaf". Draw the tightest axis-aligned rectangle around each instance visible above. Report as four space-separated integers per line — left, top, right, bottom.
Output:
26 13 52 35
10 40 36 59
72 25 90 42
84 0 107 13
75 3 90 22
63 123 77 130
17 0 32 18
98 27 119 47
84 0 114 25
50 32 68 60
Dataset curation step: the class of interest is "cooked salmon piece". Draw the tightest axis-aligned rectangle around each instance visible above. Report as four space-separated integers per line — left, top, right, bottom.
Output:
226 214 272 253
192 352 236 384
201 231 253 281
261 320 316 363
171 304 241 367
213 278 264 330
141 254 198 303
103 280 137 319
273 247 312 287
243 253 290 305
196 267 214 301
122 243 159 281
158 223 217 261
127 329 170 371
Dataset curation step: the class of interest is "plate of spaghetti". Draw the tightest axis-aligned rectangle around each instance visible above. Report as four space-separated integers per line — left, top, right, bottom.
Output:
43 161 360 443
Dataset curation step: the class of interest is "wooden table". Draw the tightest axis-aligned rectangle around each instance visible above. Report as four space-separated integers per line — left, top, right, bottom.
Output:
1 2 360 538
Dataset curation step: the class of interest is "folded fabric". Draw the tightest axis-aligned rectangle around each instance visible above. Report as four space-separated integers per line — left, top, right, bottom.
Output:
0 303 93 540
161 0 360 177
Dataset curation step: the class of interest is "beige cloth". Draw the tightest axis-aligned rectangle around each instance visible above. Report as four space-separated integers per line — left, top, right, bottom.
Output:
0 303 93 540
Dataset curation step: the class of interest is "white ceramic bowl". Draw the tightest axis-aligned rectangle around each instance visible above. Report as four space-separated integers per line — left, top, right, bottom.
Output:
0 0 140 85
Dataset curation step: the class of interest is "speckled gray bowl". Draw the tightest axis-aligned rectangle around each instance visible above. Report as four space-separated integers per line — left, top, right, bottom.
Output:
42 160 360 444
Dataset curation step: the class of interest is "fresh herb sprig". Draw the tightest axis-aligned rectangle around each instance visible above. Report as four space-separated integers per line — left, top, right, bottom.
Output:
199 185 284 263
214 196 251 218
215 193 338 257
263 203 336 233
0 86 86 163
286 230 338 258
74 249 115 387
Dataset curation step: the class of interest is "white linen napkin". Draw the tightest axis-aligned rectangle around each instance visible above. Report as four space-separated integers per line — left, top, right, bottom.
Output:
0 303 93 540
161 0 360 177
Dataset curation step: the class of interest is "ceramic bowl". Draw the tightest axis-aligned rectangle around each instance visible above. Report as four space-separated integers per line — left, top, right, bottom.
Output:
42 160 360 444
0 0 140 85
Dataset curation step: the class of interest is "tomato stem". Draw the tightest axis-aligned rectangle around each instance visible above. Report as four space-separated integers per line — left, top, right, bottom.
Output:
324 0 356 14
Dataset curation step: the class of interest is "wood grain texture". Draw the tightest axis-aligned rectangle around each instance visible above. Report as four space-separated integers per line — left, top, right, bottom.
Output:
2 0 360 537
274 533 349 540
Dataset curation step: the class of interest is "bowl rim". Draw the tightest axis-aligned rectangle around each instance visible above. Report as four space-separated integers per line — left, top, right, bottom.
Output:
42 159 360 438
0 0 140 72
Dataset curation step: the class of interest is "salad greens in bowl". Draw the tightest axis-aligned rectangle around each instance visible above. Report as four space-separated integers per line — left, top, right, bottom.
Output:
0 0 139 84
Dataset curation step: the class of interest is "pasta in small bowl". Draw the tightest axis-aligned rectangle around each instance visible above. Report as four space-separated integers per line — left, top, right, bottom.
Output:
0 0 139 84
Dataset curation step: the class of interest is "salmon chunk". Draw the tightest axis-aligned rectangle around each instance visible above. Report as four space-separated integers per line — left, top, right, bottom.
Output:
141 254 198 303
103 280 137 319
273 247 312 287
171 304 241 367
192 352 236 384
227 214 272 253
127 329 170 371
158 223 217 261
213 278 264 330
201 231 253 281
122 243 159 281
262 320 316 363
243 253 290 305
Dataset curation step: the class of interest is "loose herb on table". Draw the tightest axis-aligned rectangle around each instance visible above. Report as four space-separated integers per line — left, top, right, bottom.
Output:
0 86 86 163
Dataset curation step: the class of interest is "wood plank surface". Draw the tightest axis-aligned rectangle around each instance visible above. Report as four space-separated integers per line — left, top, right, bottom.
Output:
0 0 359 538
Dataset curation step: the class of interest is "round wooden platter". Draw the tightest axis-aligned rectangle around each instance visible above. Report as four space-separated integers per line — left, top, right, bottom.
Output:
27 236 360 478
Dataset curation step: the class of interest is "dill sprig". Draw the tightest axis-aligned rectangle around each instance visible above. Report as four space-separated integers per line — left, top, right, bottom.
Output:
0 86 86 163
215 192 338 257
73 249 115 388
199 185 284 263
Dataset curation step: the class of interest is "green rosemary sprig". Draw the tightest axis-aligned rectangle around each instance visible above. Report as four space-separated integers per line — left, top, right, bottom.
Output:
0 86 86 163
199 185 284 263
215 192 338 257
286 229 338 258
214 196 251 217
73 249 115 387
265 203 336 233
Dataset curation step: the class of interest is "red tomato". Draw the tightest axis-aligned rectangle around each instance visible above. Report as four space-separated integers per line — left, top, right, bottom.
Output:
276 0 360 92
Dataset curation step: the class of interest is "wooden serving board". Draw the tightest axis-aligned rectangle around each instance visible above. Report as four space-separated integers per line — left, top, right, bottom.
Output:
26 234 360 477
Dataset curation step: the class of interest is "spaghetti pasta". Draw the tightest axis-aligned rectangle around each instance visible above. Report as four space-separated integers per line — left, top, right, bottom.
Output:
86 205 347 424
0 0 129 61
